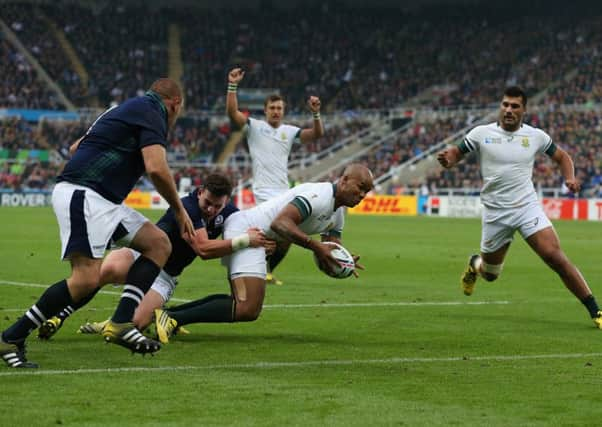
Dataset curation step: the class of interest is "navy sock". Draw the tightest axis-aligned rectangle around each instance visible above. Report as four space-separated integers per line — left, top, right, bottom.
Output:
581 294 600 318
167 294 235 325
3 279 73 342
111 256 160 323
57 287 101 322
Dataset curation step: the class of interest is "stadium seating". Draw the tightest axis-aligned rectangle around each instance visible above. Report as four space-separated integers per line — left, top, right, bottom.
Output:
0 36 62 109
2 2 602 193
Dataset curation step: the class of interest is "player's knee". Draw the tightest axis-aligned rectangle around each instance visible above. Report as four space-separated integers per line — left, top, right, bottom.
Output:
540 250 568 271
70 270 101 291
481 262 503 282
156 233 172 262
144 233 172 265
235 302 262 322
100 261 121 285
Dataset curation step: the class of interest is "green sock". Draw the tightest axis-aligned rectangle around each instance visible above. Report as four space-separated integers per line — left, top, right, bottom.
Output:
167 294 235 325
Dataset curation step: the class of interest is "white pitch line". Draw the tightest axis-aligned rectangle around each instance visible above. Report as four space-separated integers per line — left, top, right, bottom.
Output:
0 280 190 302
264 301 510 308
0 279 510 310
1 352 601 377
0 301 510 312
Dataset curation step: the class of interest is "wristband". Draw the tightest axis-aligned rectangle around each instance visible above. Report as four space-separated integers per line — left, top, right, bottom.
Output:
312 111 321 120
231 233 250 251
228 83 238 93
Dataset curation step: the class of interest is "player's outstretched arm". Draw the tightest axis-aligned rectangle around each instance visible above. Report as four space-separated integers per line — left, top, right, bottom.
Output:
437 145 464 169
226 68 248 129
299 96 324 143
142 145 195 241
551 147 580 193
189 227 269 259
271 204 339 273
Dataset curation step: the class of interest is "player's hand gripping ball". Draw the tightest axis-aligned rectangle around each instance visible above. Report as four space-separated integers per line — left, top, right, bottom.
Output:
313 242 355 279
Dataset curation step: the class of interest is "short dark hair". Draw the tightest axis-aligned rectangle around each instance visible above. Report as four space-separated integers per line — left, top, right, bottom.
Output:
264 94 285 108
504 86 527 106
202 173 232 197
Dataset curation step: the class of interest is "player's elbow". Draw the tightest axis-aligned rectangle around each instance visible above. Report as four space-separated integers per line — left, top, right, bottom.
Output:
197 249 213 260
226 112 244 130
304 130 321 142
145 165 163 179
269 220 286 238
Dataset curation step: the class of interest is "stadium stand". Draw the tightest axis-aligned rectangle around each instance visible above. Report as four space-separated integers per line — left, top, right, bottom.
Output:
2 1 602 195
0 36 62 110
1 3 86 106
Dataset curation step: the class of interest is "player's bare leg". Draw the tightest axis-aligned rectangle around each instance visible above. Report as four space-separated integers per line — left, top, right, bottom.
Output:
133 289 165 330
230 276 266 321
526 227 602 327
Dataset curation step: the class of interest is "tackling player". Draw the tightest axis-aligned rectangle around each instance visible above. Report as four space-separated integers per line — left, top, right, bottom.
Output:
152 164 373 344
1 78 195 368
437 86 602 328
36 174 272 339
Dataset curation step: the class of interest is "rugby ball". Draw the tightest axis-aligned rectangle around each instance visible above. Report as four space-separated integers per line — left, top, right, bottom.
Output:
313 242 355 279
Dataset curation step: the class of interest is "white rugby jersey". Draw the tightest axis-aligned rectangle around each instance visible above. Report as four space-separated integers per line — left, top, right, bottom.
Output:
240 182 344 242
462 122 555 209
244 117 301 193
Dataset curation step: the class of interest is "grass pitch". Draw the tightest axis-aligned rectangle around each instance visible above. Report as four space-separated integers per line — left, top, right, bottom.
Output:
1 207 602 426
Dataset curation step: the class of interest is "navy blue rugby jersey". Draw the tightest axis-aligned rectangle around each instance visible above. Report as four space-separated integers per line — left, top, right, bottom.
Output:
157 189 239 277
58 91 168 203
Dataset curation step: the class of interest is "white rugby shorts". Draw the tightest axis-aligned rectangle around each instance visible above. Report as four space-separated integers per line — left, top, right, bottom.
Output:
221 211 267 279
52 182 148 259
130 249 177 303
481 201 552 253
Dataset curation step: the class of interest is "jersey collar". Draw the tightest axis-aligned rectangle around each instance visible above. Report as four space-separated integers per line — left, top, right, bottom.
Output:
496 122 523 134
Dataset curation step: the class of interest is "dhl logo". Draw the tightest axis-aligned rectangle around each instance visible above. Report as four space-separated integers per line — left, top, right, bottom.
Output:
348 195 417 216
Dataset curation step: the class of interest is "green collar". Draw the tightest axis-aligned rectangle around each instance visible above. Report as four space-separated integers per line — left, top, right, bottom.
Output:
145 90 168 123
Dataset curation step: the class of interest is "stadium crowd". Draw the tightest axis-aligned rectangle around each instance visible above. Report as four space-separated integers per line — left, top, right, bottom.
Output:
0 37 62 110
2 3 602 111
2 2 602 196
2 3 86 106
